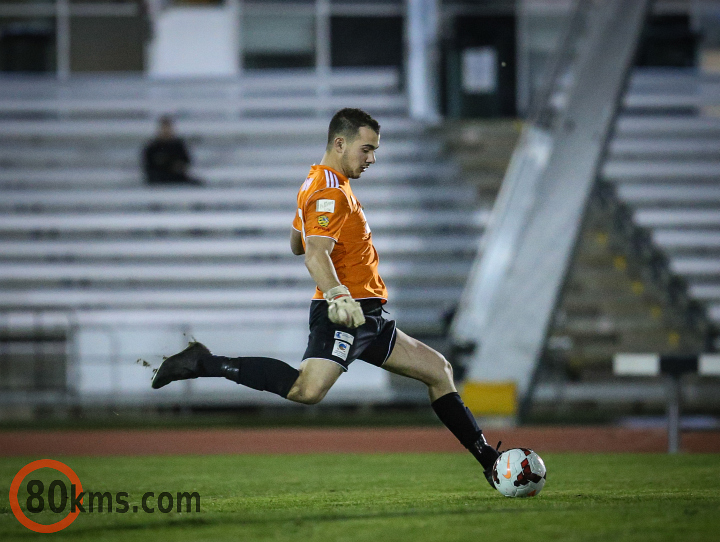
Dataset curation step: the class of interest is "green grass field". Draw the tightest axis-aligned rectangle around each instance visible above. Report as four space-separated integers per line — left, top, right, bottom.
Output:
1 453 717 542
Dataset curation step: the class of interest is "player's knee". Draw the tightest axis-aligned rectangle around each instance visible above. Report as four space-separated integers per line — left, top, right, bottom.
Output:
441 357 454 381
429 355 453 386
292 383 328 405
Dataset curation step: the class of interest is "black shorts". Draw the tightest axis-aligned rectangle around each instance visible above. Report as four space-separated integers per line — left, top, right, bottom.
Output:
302 299 397 372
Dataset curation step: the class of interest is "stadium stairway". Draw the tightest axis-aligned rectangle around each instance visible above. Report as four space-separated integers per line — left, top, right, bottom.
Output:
537 67 720 417
0 69 493 409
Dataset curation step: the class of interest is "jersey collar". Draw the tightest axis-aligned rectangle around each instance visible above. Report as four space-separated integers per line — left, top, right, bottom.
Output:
313 164 348 185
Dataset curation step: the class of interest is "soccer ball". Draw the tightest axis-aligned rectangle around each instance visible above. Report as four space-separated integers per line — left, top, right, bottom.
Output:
491 448 546 498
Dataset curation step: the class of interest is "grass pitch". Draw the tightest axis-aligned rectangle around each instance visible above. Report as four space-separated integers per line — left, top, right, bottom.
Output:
1 452 717 542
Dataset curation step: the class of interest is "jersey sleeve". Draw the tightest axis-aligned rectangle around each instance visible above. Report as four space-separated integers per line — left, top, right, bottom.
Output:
292 208 302 232
302 188 350 241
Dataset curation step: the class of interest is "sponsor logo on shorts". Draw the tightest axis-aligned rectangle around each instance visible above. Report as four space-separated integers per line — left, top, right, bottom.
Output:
332 340 350 361
317 216 330 228
334 330 354 345
316 199 335 213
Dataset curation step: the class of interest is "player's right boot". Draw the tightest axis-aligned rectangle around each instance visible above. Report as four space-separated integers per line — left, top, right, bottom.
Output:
151 341 211 389
473 440 501 489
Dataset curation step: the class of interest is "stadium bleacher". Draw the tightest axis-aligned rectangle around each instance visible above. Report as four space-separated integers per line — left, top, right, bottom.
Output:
610 68 720 330
540 66 720 399
0 68 488 404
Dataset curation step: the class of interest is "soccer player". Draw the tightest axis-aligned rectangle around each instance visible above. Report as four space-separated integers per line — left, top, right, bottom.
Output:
151 108 500 486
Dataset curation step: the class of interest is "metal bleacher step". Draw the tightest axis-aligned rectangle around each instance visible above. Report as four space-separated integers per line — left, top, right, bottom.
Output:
0 234 480 260
554 316 671 335
0 285 464 310
0 208 489 234
652 230 720 253
603 160 720 183
617 184 720 206
0 306 449 334
0 93 408 117
560 297 666 318
609 138 720 159
0 161 457 187
0 68 401 98
669 256 720 277
634 208 720 228
0 260 473 285
615 115 720 137
0 185 475 211
0 117 421 140
0 140 443 168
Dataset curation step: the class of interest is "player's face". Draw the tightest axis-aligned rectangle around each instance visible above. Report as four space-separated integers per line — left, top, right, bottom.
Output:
341 126 379 179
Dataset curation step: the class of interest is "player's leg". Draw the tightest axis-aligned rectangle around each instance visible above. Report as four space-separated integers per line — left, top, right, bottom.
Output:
151 342 302 398
382 329 500 486
285 358 343 404
151 343 342 404
382 329 456 401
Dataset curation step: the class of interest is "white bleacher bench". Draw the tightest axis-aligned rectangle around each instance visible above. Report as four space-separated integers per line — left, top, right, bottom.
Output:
0 162 455 187
652 230 720 251
0 117 421 140
615 115 720 136
617 185 720 205
0 260 472 284
0 285 463 310
670 257 720 276
604 160 720 182
613 353 720 453
0 185 475 211
0 94 407 117
0 140 442 168
0 139 443 167
0 306 447 333
634 209 720 228
610 139 720 158
0 209 489 233
0 235 479 259
0 69 400 99
622 68 720 110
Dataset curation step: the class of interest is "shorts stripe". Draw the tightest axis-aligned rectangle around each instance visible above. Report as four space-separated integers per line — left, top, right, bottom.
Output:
380 326 397 366
301 356 348 373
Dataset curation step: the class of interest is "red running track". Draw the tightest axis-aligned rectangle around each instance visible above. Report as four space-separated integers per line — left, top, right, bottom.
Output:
0 427 718 457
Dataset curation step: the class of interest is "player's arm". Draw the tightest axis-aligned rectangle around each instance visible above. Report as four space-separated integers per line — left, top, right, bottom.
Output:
290 228 304 255
304 236 365 328
304 236 341 293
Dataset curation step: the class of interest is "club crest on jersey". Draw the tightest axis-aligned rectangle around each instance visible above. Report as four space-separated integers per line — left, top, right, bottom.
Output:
317 216 330 228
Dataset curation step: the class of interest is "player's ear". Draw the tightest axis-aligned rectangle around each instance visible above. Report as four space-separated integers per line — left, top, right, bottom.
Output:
334 136 345 153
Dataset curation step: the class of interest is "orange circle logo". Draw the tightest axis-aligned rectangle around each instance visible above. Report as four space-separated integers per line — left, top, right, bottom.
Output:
9 459 83 533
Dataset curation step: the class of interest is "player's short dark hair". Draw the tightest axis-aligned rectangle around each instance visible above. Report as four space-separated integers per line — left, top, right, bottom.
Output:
327 108 380 148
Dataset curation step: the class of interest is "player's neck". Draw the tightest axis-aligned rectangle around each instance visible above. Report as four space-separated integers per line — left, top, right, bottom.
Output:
319 153 347 179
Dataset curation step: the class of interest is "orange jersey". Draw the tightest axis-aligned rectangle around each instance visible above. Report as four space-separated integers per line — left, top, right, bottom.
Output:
292 165 388 302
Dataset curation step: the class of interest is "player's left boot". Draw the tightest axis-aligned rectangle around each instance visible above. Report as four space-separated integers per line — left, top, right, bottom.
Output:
151 341 211 389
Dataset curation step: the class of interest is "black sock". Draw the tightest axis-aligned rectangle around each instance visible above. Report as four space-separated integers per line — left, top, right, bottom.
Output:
204 355 299 399
431 392 495 470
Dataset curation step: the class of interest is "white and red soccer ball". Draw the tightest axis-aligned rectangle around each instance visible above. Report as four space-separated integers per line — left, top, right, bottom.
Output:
492 448 547 498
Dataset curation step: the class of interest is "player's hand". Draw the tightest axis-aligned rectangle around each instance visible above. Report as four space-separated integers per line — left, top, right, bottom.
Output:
324 285 365 328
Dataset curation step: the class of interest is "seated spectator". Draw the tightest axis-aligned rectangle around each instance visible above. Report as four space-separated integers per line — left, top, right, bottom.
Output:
142 116 202 186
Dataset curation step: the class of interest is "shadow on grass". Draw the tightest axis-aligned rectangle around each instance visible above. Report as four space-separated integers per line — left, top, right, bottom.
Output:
6 504 532 539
